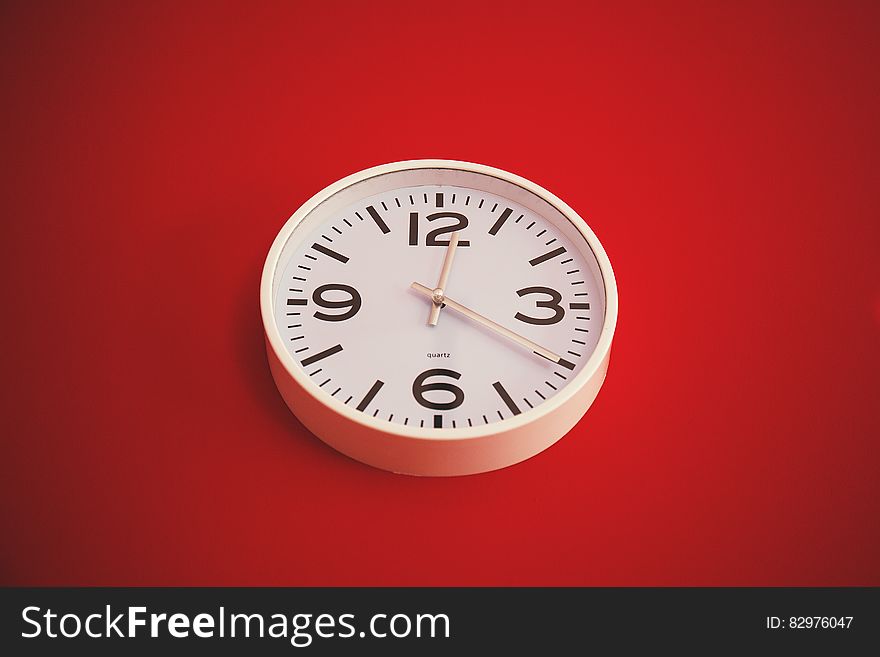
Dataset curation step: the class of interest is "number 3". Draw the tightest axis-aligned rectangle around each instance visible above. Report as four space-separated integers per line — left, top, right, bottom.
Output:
514 286 564 325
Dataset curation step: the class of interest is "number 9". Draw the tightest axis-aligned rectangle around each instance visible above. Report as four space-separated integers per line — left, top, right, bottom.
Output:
312 283 362 322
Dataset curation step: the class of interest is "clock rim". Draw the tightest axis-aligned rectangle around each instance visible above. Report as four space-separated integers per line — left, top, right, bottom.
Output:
260 158 618 442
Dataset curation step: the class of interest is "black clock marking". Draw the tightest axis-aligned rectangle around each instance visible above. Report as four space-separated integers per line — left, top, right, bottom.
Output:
558 359 576 371
408 212 471 247
492 382 522 416
365 205 390 234
488 207 513 235
300 344 343 367
408 212 418 246
529 246 567 266
356 379 385 412
434 414 442 428
515 286 565 325
311 243 349 264
412 368 465 411
287 298 307 306
312 284 362 322
435 192 443 207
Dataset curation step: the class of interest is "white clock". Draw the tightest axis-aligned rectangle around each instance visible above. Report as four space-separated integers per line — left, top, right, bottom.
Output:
260 160 618 476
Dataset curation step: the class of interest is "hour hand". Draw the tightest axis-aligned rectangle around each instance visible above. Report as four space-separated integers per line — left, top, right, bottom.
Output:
427 231 460 326
411 282 567 366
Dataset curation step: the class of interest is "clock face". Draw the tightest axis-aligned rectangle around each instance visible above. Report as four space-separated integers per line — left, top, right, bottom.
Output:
269 167 607 432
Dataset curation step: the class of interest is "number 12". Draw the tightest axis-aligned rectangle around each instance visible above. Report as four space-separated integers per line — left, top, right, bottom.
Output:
408 212 471 247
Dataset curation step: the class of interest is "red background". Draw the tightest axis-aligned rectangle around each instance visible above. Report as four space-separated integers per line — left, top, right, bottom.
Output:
2 1 878 586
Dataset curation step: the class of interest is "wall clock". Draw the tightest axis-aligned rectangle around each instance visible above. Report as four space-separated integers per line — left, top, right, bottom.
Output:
260 160 618 476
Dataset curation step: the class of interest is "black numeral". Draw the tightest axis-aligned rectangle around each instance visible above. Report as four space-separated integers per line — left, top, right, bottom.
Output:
515 287 564 325
408 212 471 247
312 284 362 322
412 369 465 411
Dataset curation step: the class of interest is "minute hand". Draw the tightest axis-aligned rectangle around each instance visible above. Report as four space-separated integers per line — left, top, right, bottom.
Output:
411 282 563 364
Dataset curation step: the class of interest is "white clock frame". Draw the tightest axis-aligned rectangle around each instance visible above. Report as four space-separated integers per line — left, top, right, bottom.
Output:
260 159 618 476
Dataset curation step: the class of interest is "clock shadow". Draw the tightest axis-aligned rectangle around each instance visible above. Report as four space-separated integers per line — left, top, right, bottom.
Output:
230 266 514 481
230 266 347 463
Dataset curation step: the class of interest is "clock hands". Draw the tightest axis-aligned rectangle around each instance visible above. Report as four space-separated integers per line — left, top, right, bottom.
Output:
410 282 564 364
426 231 460 326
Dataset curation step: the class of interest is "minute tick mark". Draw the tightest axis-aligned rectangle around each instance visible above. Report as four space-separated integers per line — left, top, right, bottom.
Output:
365 205 391 234
356 380 385 412
311 242 350 264
493 381 522 416
488 207 513 236
301 344 343 367
529 246 567 266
